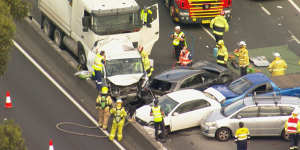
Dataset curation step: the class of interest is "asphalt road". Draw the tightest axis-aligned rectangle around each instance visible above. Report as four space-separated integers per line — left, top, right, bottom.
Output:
0 47 118 150
18 0 300 150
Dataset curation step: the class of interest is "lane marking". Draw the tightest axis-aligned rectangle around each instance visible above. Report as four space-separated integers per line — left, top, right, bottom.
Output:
13 40 126 150
259 3 271 16
201 26 215 40
288 0 300 13
288 30 300 44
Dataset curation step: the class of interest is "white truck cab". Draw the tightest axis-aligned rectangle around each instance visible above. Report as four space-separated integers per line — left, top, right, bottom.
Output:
87 36 148 99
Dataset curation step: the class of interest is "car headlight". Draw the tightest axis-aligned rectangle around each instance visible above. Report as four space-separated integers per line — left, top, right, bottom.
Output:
179 12 189 16
205 121 216 127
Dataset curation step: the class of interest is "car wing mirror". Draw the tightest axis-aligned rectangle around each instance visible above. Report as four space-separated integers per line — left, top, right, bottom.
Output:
173 112 179 116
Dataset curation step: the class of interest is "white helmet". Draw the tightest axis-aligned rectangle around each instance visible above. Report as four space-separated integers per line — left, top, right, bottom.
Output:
239 41 247 46
175 26 181 31
273 52 280 57
116 99 123 103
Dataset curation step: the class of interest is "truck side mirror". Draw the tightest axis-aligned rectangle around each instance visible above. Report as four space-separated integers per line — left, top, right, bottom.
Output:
82 16 91 32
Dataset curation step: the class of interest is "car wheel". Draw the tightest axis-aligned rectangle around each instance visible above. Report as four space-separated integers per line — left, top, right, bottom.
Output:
53 28 64 48
220 75 230 84
216 128 231 141
42 17 53 38
281 129 290 141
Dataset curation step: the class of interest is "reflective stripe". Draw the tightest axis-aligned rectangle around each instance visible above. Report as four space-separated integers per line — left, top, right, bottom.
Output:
180 51 192 65
173 32 184 46
287 117 299 133
93 54 104 71
152 106 163 122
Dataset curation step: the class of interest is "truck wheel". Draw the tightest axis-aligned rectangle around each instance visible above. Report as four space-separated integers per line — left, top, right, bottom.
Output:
78 45 87 69
216 128 231 141
42 17 53 38
53 28 64 48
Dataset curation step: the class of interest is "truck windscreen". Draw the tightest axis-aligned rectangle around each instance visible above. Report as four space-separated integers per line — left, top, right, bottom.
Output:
91 11 142 35
105 58 144 76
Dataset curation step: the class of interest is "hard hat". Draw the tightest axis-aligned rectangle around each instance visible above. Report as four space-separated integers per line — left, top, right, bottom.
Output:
239 41 247 46
101 86 108 94
116 99 123 104
273 52 280 57
217 40 225 45
175 26 181 30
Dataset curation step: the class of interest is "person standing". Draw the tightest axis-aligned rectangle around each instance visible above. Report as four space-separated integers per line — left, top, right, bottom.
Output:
109 99 127 142
268 52 288 76
92 50 105 92
96 86 113 130
138 46 154 77
285 112 300 150
150 99 165 141
178 46 192 67
234 41 250 76
216 40 228 68
210 15 229 42
170 26 186 61
235 122 250 150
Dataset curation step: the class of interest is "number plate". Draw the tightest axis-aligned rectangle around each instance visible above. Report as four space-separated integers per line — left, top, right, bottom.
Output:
201 20 211 24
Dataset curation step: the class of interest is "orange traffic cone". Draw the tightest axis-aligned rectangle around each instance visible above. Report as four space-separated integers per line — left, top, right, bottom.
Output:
49 139 54 150
5 91 13 108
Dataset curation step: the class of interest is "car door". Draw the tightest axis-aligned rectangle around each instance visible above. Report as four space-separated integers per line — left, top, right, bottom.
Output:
201 71 219 89
255 105 283 136
233 106 259 135
170 100 211 131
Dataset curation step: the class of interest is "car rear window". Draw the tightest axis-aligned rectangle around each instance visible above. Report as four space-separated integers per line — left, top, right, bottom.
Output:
150 79 172 92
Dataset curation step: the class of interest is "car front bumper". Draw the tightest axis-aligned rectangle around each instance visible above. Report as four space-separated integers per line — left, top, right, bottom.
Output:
200 124 217 138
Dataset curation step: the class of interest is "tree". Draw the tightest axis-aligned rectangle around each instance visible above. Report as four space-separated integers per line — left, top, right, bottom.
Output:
0 119 27 150
0 0 30 76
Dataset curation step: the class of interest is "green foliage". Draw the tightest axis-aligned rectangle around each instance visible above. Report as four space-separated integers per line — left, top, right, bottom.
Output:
0 0 30 76
0 119 27 150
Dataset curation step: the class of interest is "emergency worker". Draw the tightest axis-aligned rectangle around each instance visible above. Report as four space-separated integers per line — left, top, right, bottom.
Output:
109 99 127 142
141 7 152 27
268 52 288 76
210 15 229 42
178 46 192 66
285 112 300 150
92 50 105 92
216 40 228 68
96 86 113 130
235 122 250 150
150 99 165 141
234 41 249 76
170 26 186 61
138 46 154 77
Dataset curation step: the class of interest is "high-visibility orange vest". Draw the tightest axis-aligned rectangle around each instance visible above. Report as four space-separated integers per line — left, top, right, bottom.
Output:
179 50 192 66
287 117 299 133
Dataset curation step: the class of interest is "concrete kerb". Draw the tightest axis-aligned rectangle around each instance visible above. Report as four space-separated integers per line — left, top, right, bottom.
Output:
24 16 166 150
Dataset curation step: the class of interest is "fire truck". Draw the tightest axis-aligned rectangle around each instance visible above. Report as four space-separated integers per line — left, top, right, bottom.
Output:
164 0 232 24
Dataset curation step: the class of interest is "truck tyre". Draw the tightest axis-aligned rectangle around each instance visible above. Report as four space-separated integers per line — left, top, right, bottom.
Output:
53 28 64 48
216 128 231 141
42 17 53 38
78 44 87 69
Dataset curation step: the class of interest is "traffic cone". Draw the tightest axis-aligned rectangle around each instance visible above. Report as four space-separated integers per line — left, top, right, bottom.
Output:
5 91 13 108
49 139 54 150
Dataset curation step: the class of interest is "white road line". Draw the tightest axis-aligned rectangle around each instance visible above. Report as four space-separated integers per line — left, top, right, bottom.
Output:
288 30 300 44
13 40 126 150
201 26 215 40
288 0 300 13
259 3 271 16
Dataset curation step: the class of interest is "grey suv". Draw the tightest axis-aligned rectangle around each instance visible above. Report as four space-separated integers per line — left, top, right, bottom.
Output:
201 95 300 141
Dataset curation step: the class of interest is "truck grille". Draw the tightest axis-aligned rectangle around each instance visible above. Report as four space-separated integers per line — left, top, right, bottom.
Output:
188 0 223 18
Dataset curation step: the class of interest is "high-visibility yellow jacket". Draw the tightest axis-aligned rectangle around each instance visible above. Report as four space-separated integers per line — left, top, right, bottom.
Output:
210 15 229 36
216 46 228 64
235 127 250 141
173 32 185 46
151 106 163 122
268 57 287 76
96 95 113 110
93 54 104 71
110 106 127 122
140 50 151 71
141 8 152 23
234 47 249 67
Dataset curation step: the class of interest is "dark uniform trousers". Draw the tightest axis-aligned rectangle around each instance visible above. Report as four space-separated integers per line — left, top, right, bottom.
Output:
154 120 165 139
237 140 247 150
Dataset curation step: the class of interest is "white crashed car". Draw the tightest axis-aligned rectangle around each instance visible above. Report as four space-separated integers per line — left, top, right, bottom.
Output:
135 89 221 132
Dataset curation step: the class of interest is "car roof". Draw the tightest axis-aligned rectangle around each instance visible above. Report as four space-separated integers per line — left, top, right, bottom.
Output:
243 73 271 85
154 69 202 82
167 89 212 104
242 96 300 106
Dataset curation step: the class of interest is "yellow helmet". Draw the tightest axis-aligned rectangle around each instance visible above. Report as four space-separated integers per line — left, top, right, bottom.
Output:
217 40 225 46
101 86 109 94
